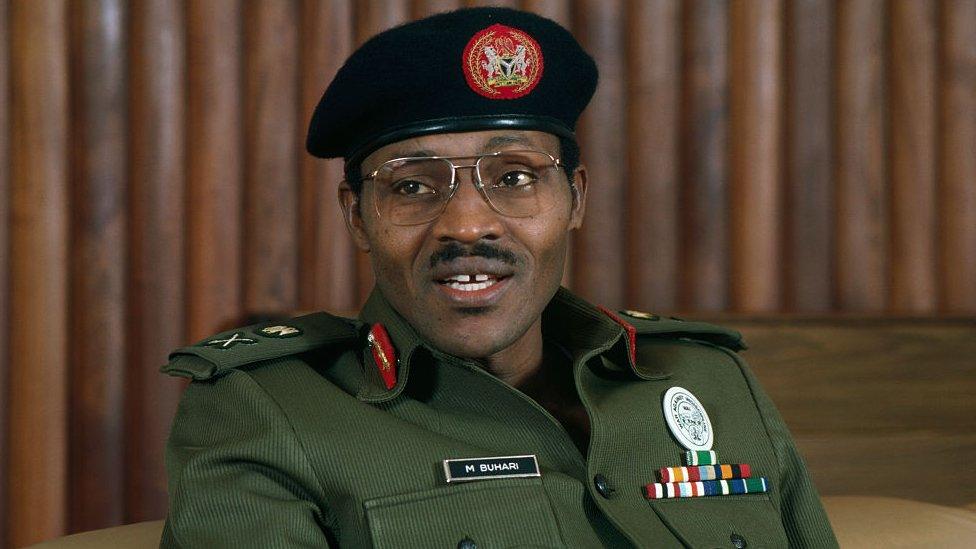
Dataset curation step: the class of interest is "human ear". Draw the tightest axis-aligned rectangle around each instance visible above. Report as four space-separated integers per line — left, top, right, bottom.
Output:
338 181 371 252
568 165 588 230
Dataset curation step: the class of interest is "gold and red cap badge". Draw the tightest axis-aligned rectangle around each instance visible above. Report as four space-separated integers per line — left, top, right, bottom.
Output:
462 24 544 100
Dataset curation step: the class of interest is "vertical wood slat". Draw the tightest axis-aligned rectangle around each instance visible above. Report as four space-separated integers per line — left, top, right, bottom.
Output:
679 0 729 311
889 0 937 313
8 1 70 545
186 0 244 340
127 0 186 523
521 0 571 27
573 0 626 308
0 0 10 545
940 0 976 312
625 0 679 311
68 0 127 532
784 0 833 311
244 1 299 314
352 1 411 306
412 0 461 19
465 0 518 8
729 0 783 312
299 0 357 313
835 0 887 311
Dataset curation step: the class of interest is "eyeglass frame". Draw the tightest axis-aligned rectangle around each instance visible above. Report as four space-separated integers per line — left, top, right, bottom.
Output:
358 149 568 225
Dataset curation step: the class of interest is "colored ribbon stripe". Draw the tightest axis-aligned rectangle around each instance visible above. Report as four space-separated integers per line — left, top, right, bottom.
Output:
658 463 752 483
683 450 718 466
645 477 770 500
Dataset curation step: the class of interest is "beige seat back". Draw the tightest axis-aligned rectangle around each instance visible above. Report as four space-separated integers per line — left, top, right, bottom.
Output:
25 520 163 549
23 497 976 548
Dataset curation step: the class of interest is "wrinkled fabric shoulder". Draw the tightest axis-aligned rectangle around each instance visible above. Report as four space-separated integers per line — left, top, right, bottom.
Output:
161 312 363 381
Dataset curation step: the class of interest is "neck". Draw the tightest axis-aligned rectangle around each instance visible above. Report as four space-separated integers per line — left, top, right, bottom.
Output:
475 316 545 387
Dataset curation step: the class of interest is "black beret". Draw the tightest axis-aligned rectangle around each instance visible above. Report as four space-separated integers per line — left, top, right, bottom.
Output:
306 7 598 172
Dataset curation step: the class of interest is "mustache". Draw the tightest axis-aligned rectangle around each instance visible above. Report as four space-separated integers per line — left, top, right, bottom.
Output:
428 242 520 269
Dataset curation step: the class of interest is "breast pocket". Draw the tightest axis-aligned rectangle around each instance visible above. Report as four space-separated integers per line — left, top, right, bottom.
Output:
649 495 790 548
364 478 565 549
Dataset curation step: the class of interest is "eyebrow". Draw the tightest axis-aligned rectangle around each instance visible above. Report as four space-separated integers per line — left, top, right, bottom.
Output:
480 134 533 153
376 134 535 165
392 149 436 158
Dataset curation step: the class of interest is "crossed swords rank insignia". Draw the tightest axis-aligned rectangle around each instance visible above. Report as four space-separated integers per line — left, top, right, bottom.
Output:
204 332 257 350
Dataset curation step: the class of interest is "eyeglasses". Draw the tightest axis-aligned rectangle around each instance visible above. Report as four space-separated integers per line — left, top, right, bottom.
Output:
361 150 565 226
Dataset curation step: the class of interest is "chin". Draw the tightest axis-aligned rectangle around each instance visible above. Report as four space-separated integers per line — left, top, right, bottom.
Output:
428 318 516 359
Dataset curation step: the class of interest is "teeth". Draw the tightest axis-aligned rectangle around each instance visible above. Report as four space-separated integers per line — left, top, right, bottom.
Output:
443 273 496 283
444 278 499 292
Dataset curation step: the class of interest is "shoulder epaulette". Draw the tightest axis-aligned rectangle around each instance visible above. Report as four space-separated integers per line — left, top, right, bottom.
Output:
161 312 363 380
617 310 746 352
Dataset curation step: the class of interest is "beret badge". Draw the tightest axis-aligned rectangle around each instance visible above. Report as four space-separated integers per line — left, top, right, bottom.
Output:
462 23 544 100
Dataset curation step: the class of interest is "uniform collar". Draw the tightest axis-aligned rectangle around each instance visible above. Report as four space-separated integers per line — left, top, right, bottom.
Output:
356 288 426 402
541 287 652 378
355 286 647 402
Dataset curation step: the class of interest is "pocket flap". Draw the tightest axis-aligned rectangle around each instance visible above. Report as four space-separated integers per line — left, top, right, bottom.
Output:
365 478 564 548
649 495 789 548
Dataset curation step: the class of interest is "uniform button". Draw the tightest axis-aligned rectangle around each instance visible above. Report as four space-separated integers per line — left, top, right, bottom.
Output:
730 533 747 548
593 474 614 499
457 537 477 549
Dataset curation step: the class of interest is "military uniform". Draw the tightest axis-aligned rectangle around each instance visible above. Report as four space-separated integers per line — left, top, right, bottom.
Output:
160 288 837 548
161 7 837 547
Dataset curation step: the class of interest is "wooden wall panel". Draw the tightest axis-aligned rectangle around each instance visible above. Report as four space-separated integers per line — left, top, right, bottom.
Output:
784 0 833 312
680 0 729 311
835 0 887 311
889 0 937 313
67 0 127 532
625 0 679 311
573 0 626 308
186 0 243 340
8 2 69 545
730 0 783 312
127 0 185 523
0 1 9 545
940 0 976 312
244 1 300 315
733 318 976 506
299 0 357 312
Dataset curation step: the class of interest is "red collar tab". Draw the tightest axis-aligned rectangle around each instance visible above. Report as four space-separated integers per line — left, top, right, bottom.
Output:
367 323 397 390
597 306 637 367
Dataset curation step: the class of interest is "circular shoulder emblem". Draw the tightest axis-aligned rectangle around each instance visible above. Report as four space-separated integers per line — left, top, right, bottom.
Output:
662 386 714 451
462 23 544 100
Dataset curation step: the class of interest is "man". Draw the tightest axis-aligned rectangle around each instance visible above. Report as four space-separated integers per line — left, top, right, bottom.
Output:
161 8 837 548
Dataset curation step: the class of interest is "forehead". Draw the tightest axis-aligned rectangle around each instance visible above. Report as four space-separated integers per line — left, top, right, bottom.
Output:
361 130 560 172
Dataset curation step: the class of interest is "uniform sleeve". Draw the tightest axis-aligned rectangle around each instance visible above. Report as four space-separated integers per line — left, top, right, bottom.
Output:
730 351 840 549
161 369 334 548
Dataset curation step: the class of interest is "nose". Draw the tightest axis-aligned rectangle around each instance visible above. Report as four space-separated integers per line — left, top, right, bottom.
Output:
430 165 505 244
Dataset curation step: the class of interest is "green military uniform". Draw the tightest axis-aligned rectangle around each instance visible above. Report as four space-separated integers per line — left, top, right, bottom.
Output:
160 287 837 548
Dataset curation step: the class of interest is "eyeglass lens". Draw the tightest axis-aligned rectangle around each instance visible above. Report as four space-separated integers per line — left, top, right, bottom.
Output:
372 151 562 225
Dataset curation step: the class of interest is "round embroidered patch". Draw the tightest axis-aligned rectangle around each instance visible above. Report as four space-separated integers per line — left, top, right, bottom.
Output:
462 23 544 100
662 386 714 451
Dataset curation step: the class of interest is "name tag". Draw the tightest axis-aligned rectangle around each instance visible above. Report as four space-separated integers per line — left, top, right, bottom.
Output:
442 455 541 483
